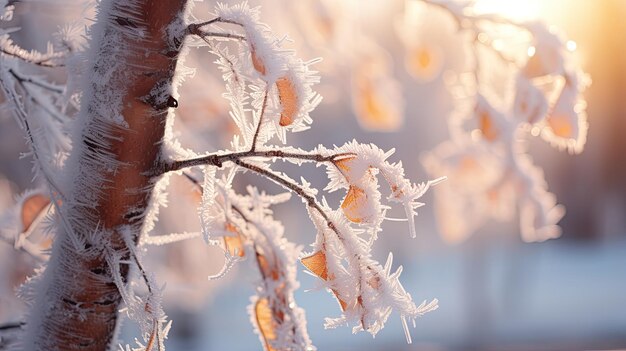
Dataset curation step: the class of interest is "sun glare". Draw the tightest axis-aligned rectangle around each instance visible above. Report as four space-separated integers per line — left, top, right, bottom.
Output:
472 0 542 21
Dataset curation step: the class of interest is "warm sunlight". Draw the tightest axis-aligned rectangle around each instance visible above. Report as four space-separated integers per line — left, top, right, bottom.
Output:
2 1 626 351
473 0 542 21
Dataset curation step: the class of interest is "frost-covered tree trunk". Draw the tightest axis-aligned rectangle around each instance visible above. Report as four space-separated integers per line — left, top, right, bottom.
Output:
20 1 189 349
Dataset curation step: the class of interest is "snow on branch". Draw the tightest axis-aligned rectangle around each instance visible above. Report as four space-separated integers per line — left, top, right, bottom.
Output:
414 0 589 243
152 3 441 346
0 1 440 349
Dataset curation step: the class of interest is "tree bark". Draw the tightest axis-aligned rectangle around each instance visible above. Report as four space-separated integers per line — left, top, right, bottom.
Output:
21 1 188 349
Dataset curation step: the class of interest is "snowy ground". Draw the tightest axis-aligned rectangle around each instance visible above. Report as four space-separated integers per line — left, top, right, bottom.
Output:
156 237 626 350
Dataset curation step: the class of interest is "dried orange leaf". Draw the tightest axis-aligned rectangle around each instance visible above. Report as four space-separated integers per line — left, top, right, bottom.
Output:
257 253 279 281
361 84 385 124
546 113 574 138
276 76 298 126
144 320 158 351
331 288 348 311
479 111 498 141
21 194 50 233
251 44 267 75
341 185 368 223
224 223 245 257
352 75 403 132
334 156 357 179
224 236 245 258
255 297 277 351
415 48 432 70
406 46 442 82
300 250 328 280
39 237 54 250
355 81 401 131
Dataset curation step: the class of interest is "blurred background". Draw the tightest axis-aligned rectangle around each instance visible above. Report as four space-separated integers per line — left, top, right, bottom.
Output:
1 0 625 350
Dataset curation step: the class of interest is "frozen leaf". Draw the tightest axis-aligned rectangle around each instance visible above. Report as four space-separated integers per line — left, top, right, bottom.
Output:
331 288 348 312
479 111 498 141
250 43 267 75
331 155 366 186
351 40 403 132
254 297 278 351
405 45 443 82
547 113 574 138
20 193 50 233
257 252 279 281
341 185 373 223
352 71 403 132
300 250 328 280
277 76 298 126
224 223 245 258
422 141 506 243
541 71 588 153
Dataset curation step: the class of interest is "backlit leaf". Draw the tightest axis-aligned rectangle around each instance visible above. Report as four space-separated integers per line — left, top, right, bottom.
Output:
20 193 50 233
277 76 298 126
478 110 498 142
331 288 348 311
254 297 277 351
300 250 327 280
250 43 267 75
341 185 368 223
224 223 245 258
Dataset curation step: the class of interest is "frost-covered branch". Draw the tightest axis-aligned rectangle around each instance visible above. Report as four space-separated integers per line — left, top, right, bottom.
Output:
177 169 314 350
163 3 440 346
164 149 353 173
0 322 23 331
0 47 64 68
416 0 589 243
234 159 337 233
1 1 441 350
6 68 64 94
187 23 246 42
0 69 67 197
0 36 66 68
0 321 23 350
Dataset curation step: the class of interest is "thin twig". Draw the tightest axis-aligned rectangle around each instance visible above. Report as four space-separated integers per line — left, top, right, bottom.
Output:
233 160 340 237
196 30 246 42
233 160 367 312
418 0 523 77
250 88 269 152
7 68 64 94
189 17 244 32
125 242 153 295
0 322 24 331
0 72 67 199
8 69 69 132
0 48 65 68
419 0 524 29
187 17 246 42
11 77 66 123
165 149 354 174
196 34 243 86
182 158 365 321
